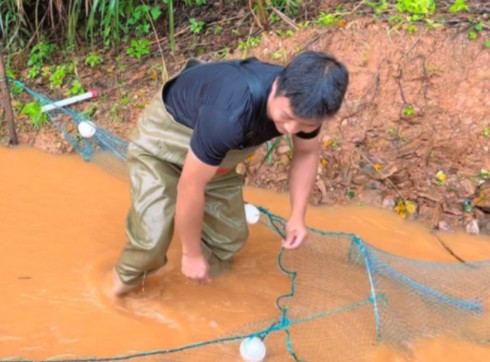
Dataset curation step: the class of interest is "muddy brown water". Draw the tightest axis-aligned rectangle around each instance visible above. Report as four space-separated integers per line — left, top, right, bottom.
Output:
1 147 490 361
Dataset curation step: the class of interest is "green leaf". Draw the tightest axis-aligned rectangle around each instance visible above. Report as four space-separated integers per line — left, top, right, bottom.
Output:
151 7 162 20
403 104 416 116
21 101 48 128
68 79 84 96
262 138 282 166
479 169 490 179
21 102 41 116
449 0 470 13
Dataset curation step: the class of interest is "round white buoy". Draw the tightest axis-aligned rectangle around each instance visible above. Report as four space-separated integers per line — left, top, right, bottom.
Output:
244 203 260 224
239 337 266 362
78 121 97 138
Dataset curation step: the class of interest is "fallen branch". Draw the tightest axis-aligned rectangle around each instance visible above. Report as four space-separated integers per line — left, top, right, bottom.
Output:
431 231 467 263
270 5 299 31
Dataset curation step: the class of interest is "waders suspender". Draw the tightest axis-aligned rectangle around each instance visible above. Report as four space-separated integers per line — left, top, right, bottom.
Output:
229 59 267 120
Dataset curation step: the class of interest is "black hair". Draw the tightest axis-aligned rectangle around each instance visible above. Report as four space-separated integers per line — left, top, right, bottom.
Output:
275 51 349 123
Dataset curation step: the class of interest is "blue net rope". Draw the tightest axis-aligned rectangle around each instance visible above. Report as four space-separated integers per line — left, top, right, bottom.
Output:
7 77 129 162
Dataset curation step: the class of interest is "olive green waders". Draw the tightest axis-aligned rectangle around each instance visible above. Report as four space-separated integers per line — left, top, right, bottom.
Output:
115 60 259 286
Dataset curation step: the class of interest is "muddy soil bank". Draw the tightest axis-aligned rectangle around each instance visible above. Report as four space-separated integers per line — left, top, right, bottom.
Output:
2 17 489 236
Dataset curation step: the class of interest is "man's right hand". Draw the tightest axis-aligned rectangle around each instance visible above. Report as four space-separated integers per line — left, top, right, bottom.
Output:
176 149 216 285
181 253 211 283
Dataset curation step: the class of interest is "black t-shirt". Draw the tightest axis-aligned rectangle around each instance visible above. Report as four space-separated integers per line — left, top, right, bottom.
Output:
163 59 320 166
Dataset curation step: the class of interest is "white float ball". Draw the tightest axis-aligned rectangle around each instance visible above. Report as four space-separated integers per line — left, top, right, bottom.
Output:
239 337 266 362
244 203 260 225
78 121 96 138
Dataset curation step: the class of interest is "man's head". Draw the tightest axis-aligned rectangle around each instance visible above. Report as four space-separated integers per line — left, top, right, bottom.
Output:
267 51 349 135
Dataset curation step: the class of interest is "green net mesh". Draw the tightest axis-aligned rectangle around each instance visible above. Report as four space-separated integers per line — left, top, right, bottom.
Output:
5 79 490 362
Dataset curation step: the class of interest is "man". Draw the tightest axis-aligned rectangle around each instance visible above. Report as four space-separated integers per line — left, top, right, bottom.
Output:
113 51 349 296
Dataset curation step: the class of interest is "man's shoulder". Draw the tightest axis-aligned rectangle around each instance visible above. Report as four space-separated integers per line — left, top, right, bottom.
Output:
197 57 283 73
241 57 284 72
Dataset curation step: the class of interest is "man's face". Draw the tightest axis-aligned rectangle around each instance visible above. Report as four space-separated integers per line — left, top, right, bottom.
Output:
267 80 320 135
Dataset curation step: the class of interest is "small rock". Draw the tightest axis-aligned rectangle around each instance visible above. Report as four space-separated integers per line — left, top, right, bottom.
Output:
418 204 436 225
0 136 10 146
442 202 463 216
474 207 487 219
352 174 370 186
382 196 396 209
315 180 328 203
417 192 443 203
357 189 383 207
465 219 479 235
478 218 490 236
389 168 409 185
438 220 454 232
459 179 476 197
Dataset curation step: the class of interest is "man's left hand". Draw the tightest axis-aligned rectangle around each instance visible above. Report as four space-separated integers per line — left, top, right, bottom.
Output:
282 218 308 249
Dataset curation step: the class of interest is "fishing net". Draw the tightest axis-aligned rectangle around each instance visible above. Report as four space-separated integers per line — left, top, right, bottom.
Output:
7 78 130 181
5 80 490 361
258 210 490 361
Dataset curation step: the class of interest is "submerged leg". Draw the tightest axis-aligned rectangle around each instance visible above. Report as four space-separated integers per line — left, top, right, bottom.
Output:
201 170 249 276
113 143 180 296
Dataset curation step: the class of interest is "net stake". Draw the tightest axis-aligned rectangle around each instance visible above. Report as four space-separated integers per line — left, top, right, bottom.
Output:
0 46 18 145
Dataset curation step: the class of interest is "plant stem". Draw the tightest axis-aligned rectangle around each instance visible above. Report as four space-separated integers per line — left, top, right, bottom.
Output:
168 0 176 54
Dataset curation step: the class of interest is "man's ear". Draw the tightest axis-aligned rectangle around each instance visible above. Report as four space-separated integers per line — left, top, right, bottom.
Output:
268 79 278 108
271 78 278 96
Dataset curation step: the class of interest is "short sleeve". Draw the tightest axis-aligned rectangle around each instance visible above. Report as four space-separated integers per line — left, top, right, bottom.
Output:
190 104 244 166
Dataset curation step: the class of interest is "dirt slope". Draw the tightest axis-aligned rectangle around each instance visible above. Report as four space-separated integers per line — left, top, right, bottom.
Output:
243 19 490 233
2 16 489 235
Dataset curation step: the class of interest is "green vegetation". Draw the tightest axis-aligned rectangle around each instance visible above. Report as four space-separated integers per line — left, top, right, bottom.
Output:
315 12 343 26
1 0 488 129
403 104 416 117
21 101 48 128
85 53 103 68
189 18 206 34
127 39 151 59
1 0 486 55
